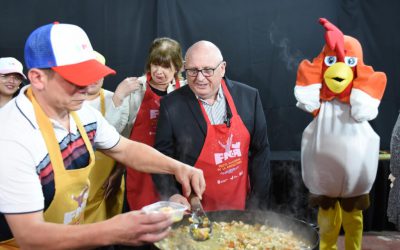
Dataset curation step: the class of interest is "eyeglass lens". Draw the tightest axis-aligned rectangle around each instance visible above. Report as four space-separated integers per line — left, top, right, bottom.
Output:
186 61 223 77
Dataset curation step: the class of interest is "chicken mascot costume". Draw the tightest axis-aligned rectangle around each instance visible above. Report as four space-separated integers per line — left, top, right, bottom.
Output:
294 18 386 250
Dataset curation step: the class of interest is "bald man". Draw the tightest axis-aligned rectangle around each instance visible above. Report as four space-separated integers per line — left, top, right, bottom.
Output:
153 40 270 211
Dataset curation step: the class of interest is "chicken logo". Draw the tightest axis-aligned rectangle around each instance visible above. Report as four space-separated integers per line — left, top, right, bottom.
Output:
214 134 242 165
63 185 89 224
72 185 89 208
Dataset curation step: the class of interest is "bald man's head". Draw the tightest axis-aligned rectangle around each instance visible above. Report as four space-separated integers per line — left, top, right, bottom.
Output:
185 40 223 65
184 40 226 101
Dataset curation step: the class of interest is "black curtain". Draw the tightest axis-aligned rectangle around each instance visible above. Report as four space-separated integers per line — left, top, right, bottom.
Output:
1 0 399 152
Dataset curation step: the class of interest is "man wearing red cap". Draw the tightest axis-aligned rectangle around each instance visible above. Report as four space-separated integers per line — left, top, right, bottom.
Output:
0 22 205 249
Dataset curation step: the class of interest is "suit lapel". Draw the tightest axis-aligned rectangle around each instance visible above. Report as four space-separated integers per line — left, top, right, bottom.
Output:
182 86 207 135
181 78 235 136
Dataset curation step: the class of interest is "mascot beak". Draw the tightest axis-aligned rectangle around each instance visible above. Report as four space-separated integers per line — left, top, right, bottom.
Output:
323 62 354 94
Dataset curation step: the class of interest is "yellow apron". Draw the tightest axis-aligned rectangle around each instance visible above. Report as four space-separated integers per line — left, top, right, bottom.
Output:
84 89 124 223
0 239 19 250
0 87 95 248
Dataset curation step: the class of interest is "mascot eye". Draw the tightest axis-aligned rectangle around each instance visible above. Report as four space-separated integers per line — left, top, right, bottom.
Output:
345 56 358 67
324 56 337 66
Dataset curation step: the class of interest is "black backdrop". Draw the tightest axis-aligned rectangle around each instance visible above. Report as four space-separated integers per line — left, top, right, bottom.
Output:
1 0 400 153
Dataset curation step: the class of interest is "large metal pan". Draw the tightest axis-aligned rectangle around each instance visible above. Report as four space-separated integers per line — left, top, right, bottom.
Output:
154 210 319 249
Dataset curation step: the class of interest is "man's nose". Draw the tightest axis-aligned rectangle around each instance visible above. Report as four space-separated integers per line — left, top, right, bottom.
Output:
195 71 206 80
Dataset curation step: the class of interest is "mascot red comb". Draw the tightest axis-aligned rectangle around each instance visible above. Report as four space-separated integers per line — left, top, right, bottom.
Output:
294 18 386 249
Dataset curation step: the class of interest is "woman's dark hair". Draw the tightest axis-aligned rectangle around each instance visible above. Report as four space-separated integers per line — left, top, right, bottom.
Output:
145 37 183 79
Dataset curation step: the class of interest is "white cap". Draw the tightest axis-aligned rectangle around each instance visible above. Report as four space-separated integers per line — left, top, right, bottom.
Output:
0 57 27 79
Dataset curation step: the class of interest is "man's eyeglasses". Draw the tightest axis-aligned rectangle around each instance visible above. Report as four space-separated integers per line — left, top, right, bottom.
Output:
185 61 224 77
0 74 24 84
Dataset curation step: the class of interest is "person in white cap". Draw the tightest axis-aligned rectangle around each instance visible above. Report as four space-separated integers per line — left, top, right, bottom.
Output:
0 57 27 108
0 22 205 249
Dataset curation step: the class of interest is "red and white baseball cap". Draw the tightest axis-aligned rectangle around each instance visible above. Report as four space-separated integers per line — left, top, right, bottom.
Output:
0 57 27 79
24 22 116 86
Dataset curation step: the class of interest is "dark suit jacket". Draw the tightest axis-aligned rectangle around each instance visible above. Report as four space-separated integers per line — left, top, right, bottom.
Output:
153 77 270 210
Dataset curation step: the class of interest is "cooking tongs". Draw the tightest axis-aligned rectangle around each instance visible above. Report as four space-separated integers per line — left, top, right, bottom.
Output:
189 195 213 241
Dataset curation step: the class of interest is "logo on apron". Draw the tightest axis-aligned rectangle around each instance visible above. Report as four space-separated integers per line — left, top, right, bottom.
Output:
64 185 89 224
150 109 159 119
214 134 242 165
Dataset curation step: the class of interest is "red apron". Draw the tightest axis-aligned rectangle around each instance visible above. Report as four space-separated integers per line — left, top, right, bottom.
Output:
126 74 180 210
196 80 250 211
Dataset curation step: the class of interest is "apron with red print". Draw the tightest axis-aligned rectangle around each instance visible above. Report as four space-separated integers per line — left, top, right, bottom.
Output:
126 75 180 210
195 80 250 211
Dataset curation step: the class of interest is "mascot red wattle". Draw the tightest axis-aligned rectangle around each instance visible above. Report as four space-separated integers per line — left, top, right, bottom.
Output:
294 18 387 250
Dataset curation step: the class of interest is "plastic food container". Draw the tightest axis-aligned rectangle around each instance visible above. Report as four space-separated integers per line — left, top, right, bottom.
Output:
142 201 188 222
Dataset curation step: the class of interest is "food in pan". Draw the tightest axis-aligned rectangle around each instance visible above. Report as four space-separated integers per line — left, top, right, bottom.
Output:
190 225 211 241
157 220 312 249
189 215 212 241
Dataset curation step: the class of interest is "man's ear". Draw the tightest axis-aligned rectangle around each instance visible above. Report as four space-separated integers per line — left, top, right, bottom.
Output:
28 68 46 90
220 61 226 77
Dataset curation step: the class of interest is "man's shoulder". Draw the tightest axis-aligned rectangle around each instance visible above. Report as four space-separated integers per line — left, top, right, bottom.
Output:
0 97 36 135
227 78 257 91
163 84 192 102
226 78 258 98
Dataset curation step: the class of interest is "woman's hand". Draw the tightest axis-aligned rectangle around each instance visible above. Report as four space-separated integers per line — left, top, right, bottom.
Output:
112 77 143 107
103 165 125 199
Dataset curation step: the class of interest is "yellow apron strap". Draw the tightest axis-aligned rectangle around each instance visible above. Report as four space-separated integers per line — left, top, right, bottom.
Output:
70 111 95 162
99 88 105 116
26 87 65 175
26 87 94 174
27 87 94 224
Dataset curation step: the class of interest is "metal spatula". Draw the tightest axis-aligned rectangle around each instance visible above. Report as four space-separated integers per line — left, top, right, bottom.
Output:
189 195 213 241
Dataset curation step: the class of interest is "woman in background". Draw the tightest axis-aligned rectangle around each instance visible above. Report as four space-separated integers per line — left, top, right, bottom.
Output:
0 57 26 108
121 37 185 211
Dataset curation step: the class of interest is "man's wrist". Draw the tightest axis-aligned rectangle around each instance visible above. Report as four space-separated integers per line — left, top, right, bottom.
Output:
172 161 187 176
